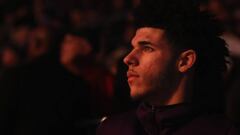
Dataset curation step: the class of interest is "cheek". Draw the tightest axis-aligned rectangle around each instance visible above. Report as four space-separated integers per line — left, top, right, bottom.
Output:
141 57 166 77
140 56 173 85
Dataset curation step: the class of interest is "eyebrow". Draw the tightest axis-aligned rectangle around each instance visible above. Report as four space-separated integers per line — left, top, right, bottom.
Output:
138 40 153 46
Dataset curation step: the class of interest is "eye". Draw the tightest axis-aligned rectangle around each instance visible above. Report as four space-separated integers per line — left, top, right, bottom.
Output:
143 46 154 52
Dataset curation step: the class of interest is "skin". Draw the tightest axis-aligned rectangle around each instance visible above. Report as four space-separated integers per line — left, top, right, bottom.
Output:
124 27 196 106
60 34 92 65
60 34 92 76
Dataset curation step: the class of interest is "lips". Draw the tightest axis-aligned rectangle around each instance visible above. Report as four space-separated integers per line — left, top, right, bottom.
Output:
127 70 139 83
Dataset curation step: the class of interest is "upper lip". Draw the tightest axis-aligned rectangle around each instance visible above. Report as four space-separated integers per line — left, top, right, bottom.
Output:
127 70 139 78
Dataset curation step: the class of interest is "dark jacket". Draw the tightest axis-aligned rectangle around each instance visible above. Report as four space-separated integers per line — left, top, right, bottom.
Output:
0 55 93 135
97 103 239 135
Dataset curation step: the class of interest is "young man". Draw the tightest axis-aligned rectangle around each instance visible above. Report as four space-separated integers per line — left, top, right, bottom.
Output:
97 0 239 134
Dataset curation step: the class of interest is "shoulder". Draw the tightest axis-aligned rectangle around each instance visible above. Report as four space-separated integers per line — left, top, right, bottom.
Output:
177 113 239 135
96 110 141 135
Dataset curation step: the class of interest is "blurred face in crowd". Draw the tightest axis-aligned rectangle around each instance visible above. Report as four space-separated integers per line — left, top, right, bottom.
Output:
223 0 240 35
60 34 92 65
28 26 50 60
208 0 228 22
1 48 19 68
69 9 85 28
12 26 30 46
124 27 179 103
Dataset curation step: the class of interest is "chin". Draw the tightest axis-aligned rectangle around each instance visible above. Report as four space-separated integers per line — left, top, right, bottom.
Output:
130 88 145 101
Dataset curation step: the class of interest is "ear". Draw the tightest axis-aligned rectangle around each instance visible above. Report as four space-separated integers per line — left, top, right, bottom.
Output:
177 50 197 73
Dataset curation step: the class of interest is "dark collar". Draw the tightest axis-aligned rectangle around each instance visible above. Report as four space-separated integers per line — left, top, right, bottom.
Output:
136 102 196 135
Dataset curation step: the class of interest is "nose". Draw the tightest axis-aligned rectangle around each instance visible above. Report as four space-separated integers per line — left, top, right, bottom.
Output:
123 50 138 66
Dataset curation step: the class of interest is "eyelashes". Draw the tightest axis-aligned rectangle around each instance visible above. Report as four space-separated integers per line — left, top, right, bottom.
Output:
142 46 154 52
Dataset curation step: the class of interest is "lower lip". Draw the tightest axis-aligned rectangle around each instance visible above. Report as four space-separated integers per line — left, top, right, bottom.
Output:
128 76 138 83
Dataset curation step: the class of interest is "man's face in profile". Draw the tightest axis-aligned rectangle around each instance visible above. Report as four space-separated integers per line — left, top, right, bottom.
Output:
124 27 178 102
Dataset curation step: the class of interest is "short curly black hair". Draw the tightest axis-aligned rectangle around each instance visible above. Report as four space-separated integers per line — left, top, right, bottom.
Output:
134 0 229 113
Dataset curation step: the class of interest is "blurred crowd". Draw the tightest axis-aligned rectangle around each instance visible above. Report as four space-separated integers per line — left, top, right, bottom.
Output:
0 0 240 135
200 0 240 123
0 0 139 73
0 0 138 134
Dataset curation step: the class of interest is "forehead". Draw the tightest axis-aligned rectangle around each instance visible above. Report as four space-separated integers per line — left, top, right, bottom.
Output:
132 27 167 45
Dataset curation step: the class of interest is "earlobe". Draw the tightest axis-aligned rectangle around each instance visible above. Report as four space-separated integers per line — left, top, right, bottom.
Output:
177 50 197 73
